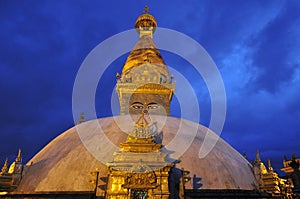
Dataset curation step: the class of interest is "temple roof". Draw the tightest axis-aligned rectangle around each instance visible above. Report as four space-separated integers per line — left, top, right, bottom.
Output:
15 116 257 194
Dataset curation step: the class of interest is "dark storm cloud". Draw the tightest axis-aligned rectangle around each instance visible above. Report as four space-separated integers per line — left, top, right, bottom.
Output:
189 0 300 172
247 1 300 93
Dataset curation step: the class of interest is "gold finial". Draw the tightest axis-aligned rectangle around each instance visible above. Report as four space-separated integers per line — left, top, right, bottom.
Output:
16 149 22 162
77 112 85 124
268 159 273 172
1 158 8 174
144 5 149 13
135 5 157 37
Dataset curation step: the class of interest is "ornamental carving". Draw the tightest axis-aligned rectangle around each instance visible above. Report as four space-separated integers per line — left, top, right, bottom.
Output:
123 172 157 189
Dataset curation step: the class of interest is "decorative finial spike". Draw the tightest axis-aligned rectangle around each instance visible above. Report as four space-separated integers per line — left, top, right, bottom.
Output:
268 159 273 172
134 5 157 37
16 148 22 162
256 149 261 162
77 112 85 124
144 5 149 13
1 158 8 174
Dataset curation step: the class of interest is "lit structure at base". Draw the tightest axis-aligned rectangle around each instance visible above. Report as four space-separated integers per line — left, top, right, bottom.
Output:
252 150 293 198
281 154 300 196
106 114 173 198
0 150 23 192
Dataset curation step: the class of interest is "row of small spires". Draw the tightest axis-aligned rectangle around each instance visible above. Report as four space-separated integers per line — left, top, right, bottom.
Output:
252 150 275 171
1 148 298 176
1 149 22 174
243 149 298 163
243 150 299 173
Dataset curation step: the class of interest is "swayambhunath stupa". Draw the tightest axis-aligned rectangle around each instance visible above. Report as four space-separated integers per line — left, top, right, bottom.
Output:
1 6 300 199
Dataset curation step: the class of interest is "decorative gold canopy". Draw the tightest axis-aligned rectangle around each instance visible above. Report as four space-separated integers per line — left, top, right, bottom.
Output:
134 6 157 34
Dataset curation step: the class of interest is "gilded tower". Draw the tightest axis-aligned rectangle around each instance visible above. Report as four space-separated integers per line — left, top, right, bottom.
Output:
116 6 175 116
106 7 175 199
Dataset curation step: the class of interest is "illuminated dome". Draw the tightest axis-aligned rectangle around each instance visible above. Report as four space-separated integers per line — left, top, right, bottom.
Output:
16 116 257 194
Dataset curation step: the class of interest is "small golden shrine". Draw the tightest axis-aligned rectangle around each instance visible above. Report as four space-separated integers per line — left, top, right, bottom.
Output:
252 150 293 197
0 149 23 192
106 114 173 199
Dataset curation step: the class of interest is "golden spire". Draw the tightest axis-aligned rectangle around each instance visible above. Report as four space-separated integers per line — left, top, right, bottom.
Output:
121 6 167 76
144 5 149 13
121 36 167 75
116 7 175 116
16 148 22 162
268 159 273 172
1 158 8 174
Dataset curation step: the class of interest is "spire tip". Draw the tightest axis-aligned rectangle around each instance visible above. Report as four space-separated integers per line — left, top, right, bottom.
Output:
144 5 149 13
16 148 22 162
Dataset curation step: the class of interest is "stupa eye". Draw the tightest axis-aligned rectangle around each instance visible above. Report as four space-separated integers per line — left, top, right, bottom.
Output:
130 102 145 110
147 103 159 110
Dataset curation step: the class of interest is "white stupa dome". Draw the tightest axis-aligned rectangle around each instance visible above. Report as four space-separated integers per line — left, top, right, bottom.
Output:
16 116 257 193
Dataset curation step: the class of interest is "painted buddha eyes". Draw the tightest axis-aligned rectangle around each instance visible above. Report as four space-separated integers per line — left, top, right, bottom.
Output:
147 102 159 109
130 102 159 111
131 102 144 110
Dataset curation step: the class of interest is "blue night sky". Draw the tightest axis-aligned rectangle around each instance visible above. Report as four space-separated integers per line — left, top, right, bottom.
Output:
1 0 300 175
